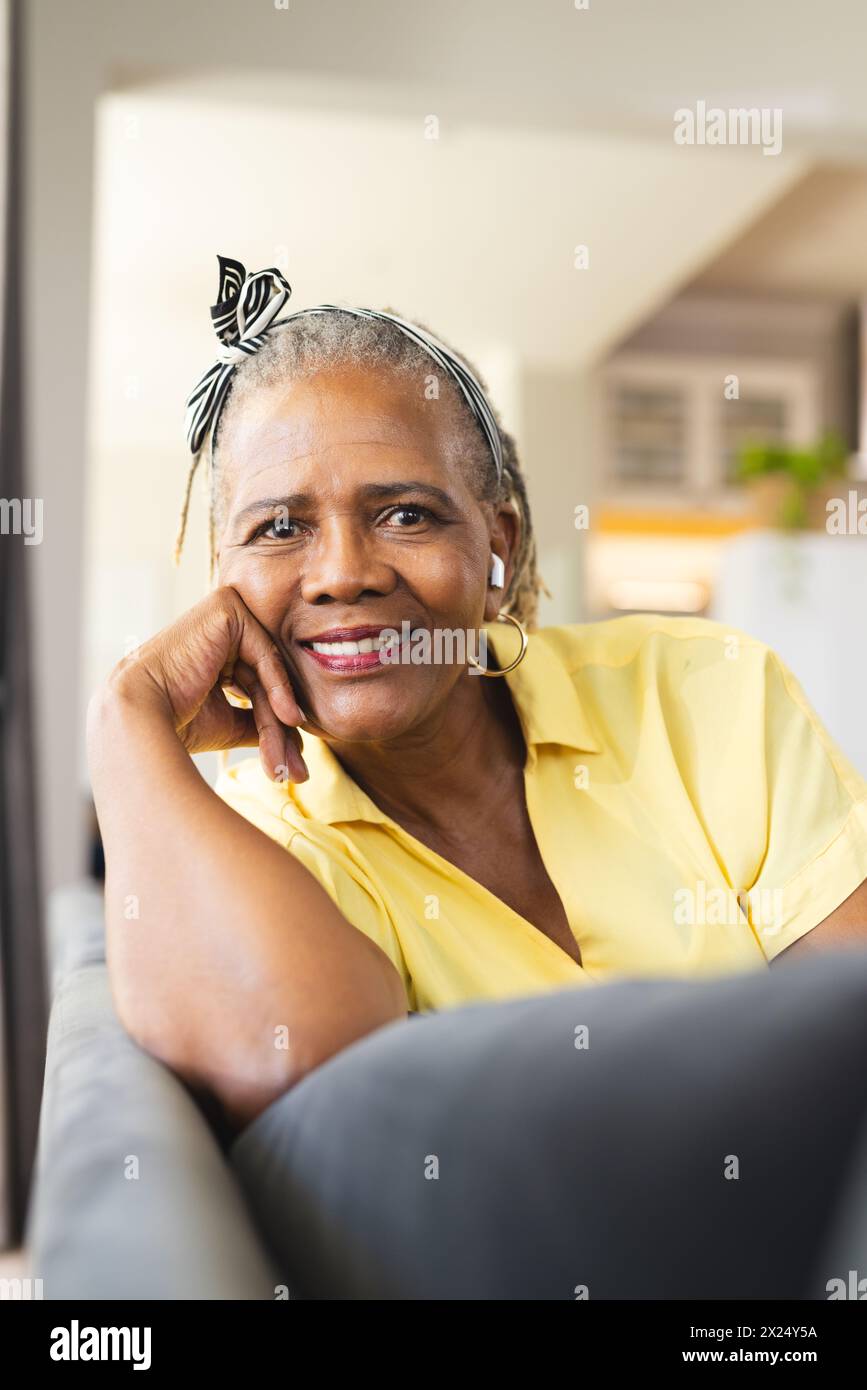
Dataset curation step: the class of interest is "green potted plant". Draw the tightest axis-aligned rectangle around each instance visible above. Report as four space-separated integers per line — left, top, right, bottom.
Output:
735 431 849 529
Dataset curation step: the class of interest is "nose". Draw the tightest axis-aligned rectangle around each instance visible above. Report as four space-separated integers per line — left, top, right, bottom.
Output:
299 514 397 606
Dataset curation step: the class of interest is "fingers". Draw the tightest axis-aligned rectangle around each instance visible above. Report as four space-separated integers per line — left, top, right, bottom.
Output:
220 704 260 749
234 658 309 784
218 587 305 725
234 626 303 731
215 588 310 782
176 694 260 756
281 726 309 787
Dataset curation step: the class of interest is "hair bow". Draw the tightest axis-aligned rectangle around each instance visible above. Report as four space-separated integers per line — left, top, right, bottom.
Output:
184 255 295 458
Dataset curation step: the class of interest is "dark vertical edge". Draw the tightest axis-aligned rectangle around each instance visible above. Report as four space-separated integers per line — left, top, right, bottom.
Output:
0 0 48 1246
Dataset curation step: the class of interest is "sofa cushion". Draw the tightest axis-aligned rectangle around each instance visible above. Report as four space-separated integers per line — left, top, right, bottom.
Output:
231 948 867 1299
29 960 281 1299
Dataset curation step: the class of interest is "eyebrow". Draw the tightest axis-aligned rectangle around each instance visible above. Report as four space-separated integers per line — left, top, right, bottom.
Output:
233 480 456 524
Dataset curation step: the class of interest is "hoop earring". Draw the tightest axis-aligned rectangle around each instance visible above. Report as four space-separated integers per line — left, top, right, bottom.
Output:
467 611 528 677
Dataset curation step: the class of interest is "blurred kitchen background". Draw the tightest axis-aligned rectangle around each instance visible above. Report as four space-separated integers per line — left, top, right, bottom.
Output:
4 0 867 1250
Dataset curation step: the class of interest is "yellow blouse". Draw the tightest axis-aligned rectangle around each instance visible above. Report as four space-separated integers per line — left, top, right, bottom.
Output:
214 614 867 1014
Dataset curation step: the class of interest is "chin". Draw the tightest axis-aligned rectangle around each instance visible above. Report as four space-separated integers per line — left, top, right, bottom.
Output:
303 683 429 744
307 712 416 744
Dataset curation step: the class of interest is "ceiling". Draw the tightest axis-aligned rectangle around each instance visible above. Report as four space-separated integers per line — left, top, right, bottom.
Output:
116 0 867 159
691 166 867 298
86 0 867 459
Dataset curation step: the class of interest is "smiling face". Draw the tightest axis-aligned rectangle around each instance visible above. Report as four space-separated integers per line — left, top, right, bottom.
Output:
215 364 518 744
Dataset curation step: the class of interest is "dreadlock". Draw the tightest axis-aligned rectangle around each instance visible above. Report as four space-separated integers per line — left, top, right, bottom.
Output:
174 310 550 630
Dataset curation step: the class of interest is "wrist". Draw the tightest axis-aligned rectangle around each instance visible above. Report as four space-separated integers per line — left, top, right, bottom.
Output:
86 661 210 826
87 660 174 750
108 655 173 713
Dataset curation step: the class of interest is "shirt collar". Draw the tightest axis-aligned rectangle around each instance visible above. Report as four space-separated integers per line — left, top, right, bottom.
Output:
287 622 600 828
491 621 600 759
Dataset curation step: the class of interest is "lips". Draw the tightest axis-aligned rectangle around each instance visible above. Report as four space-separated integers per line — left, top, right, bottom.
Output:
297 622 422 672
300 625 398 653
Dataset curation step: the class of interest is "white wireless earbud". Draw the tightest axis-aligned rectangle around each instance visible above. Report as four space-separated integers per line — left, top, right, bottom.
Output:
489 552 505 589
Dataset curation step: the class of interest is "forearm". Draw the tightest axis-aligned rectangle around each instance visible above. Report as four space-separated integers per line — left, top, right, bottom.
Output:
87 672 406 1123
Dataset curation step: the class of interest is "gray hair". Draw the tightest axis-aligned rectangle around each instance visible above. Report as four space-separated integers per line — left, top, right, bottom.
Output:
174 309 546 629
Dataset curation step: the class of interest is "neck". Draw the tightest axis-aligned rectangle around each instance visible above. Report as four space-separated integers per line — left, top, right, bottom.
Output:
324 669 527 838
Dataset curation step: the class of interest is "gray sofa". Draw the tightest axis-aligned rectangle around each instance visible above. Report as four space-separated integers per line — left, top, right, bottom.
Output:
26 879 867 1299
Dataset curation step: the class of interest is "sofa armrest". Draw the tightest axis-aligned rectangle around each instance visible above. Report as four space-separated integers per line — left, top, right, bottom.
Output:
28 885 280 1299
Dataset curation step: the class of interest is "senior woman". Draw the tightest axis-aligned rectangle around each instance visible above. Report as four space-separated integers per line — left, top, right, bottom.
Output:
87 256 867 1134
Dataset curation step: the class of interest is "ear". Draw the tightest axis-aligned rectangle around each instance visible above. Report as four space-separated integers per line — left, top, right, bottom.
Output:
484 501 521 622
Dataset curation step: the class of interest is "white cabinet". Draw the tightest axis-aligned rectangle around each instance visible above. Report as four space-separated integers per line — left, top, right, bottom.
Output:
595 353 821 511
709 529 867 777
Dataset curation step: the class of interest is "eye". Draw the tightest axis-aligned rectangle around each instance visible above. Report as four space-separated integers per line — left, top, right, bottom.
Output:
252 515 303 542
382 504 435 528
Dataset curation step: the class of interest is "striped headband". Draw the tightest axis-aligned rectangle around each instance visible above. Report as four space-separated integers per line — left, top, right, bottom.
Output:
184 254 505 482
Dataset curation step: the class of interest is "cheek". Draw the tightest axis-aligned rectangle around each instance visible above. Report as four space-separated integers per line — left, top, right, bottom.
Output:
406 546 485 624
218 552 295 629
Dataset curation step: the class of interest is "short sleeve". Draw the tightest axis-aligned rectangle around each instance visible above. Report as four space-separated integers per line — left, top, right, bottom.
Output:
740 647 867 961
214 758 415 1009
